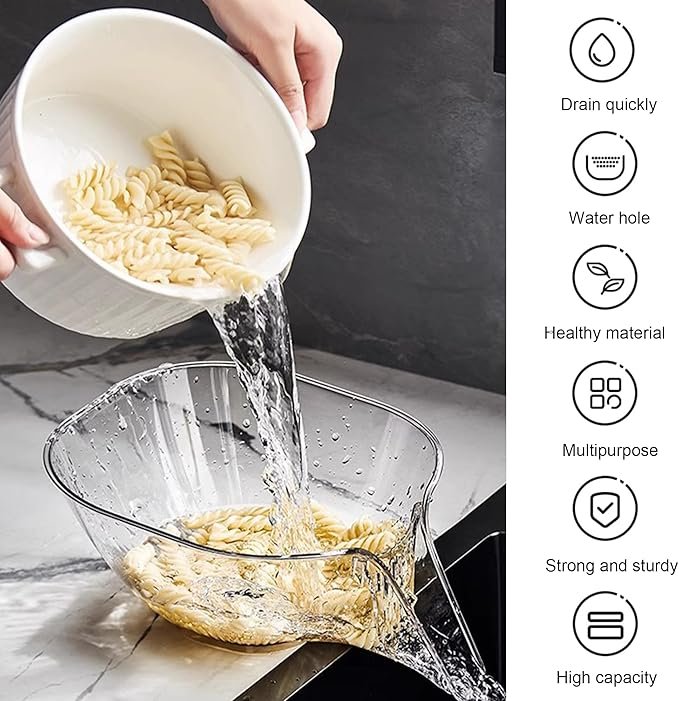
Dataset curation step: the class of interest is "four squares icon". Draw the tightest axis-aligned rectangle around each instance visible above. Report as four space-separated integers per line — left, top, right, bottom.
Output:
574 362 636 425
588 376 623 411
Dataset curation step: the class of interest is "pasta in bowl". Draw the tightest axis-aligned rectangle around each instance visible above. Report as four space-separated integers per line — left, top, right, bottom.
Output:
121 501 414 648
64 130 275 295
1 8 311 337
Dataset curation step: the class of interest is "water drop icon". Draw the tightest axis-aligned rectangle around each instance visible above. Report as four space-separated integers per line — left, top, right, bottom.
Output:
589 33 616 67
571 18 634 82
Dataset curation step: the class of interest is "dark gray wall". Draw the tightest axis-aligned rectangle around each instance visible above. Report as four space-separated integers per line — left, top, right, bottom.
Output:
290 0 505 393
0 0 505 393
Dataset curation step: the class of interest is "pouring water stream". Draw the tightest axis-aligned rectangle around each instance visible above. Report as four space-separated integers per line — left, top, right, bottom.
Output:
208 278 505 700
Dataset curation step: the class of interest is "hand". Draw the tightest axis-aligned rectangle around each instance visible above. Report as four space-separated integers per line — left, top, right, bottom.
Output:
204 0 342 131
0 190 49 280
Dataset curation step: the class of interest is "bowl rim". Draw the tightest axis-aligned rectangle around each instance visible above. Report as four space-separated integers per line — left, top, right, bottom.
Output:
43 360 445 561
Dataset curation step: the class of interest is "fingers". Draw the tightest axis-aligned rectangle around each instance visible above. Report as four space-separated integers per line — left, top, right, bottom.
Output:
302 39 342 130
0 189 48 248
303 77 334 131
255 36 308 131
204 0 342 131
0 240 16 281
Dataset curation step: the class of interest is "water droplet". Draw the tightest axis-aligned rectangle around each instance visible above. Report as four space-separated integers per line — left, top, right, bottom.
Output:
242 418 251 428
370 446 376 453
355 468 363 475
589 33 616 67
342 454 351 464
205 407 210 413
386 495 395 505
331 432 340 441
345 423 350 429
193 376 199 383
316 428 321 434
313 459 320 467
117 415 127 431
366 487 375 496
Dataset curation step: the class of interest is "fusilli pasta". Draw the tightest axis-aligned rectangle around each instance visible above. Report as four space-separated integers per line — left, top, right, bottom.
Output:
146 130 187 185
220 178 255 217
63 130 276 295
185 157 214 192
122 502 413 649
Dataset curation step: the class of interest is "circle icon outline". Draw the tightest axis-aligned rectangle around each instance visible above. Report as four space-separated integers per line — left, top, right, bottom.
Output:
572 360 637 426
572 244 638 310
573 591 638 656
572 131 638 196
573 476 638 541
570 17 635 83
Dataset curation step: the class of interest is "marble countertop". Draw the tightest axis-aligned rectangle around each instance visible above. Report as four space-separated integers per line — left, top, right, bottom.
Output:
0 345 504 700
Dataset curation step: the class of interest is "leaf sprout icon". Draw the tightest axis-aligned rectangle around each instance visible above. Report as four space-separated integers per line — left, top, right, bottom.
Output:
586 262 625 294
589 33 616 67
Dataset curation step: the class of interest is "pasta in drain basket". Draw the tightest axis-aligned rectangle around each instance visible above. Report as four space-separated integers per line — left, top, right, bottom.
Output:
122 502 415 649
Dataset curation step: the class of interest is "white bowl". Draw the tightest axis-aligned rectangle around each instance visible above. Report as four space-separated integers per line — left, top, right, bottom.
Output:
0 8 312 338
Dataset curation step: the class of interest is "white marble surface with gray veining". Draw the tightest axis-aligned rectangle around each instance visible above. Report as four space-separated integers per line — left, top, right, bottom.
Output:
0 345 504 700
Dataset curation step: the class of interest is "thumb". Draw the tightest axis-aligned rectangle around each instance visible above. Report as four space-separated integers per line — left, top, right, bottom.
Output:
0 189 48 248
255 39 307 131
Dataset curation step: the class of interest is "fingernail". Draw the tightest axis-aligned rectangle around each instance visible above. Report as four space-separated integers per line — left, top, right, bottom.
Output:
28 223 49 245
290 109 307 133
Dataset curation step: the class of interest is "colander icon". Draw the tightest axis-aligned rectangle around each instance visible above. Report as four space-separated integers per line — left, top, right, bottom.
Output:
573 131 637 196
586 154 625 180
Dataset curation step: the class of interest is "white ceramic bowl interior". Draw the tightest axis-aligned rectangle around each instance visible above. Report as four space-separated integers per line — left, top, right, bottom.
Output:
17 9 311 301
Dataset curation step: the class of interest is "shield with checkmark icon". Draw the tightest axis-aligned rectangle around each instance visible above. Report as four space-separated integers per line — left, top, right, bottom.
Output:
591 492 620 528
